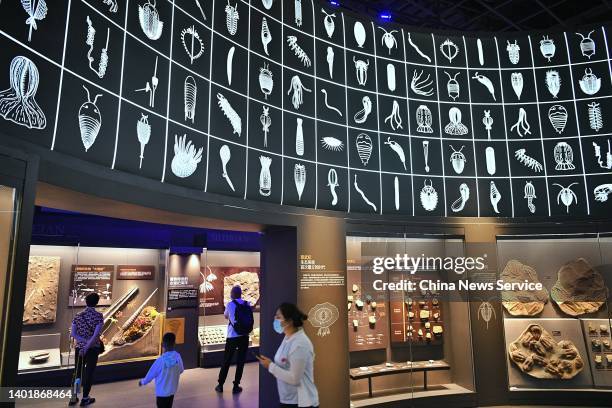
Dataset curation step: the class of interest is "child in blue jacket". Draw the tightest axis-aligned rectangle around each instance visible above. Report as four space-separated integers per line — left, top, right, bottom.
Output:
139 332 184 408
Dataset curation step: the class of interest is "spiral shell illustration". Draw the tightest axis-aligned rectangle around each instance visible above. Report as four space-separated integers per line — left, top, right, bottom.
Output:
138 0 163 41
356 133 373 166
171 134 203 178
184 75 197 123
545 70 561 98
547 104 567 134
0 55 46 129
225 1 239 36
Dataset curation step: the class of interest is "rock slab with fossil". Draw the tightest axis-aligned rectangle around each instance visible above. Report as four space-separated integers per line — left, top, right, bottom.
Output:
23 256 60 325
501 260 549 316
551 258 608 316
224 271 260 306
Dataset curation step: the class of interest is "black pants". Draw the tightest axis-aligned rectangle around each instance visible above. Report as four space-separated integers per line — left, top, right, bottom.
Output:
156 395 174 408
217 335 249 386
279 405 318 408
74 347 100 398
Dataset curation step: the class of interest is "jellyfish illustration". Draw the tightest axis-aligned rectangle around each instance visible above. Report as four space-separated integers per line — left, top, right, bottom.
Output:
0 56 46 129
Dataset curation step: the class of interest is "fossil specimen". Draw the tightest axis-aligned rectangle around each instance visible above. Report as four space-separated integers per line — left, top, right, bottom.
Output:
501 260 548 316
508 324 584 379
551 258 608 316
224 271 260 306
23 256 59 325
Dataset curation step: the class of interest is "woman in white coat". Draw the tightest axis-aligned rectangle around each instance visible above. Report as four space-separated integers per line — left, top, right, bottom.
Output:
257 303 319 408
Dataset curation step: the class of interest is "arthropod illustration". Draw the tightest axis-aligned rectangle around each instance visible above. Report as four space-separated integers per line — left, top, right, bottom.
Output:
260 106 271 147
482 110 493 140
420 180 438 211
326 47 334 78
184 75 197 123
217 93 242 137
510 108 531 137
440 39 459 63
261 17 271 56
134 56 159 108
321 9 336 38
576 30 596 59
416 105 433 133
444 71 460 101
511 72 523 100
354 175 377 211
444 107 468 136
451 183 470 213
287 75 311 110
553 182 578 213
592 139 611 170
384 136 407 171
548 104 567 134
136 114 150 169
295 118 304 156
353 57 369 86
0 55 46 129
85 16 110 79
471 72 496 100
354 21 366 48
287 36 312 68
477 300 497 330
21 0 47 43
540 35 556 61
138 0 163 40
587 102 603 132
78 85 102 152
321 136 344 152
294 164 306 200
181 25 204 64
378 27 398 54
259 156 272 197
171 134 203 178
490 181 501 214
321 89 342 117
594 184 612 202
356 133 373 166
545 70 561 98
225 1 239 36
294 0 302 27
524 181 536 214
407 32 431 63
353 96 372 124
553 141 575 170
449 144 467 174
506 40 520 64
578 68 601 96
514 149 543 172
259 63 274 100
219 145 235 192
411 70 434 97
327 169 339 206
384 100 403 131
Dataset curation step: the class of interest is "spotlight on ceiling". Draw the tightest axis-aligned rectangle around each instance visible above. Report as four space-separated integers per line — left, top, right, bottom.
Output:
379 12 392 21
329 0 339 6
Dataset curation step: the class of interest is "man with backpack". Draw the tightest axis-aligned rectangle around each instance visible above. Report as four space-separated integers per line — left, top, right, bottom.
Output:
215 285 253 394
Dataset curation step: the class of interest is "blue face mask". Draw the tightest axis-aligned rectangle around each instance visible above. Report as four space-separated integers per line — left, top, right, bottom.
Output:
273 319 284 334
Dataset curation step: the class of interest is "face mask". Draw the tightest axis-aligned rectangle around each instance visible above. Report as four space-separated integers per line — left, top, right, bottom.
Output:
273 319 284 334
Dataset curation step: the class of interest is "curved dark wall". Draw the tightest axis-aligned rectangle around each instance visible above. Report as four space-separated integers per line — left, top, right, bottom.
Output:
0 0 610 220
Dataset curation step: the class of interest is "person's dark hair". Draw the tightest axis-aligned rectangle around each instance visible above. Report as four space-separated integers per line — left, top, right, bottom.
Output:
85 293 100 307
162 332 176 350
278 303 308 328
230 285 242 299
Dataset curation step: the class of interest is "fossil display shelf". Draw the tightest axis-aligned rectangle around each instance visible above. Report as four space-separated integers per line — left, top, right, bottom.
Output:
349 360 451 398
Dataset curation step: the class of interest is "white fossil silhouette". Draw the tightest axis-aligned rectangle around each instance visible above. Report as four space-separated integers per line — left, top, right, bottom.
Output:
78 85 102 152
490 181 501 214
444 107 468 136
449 144 466 174
354 175 376 211
134 56 158 108
416 105 433 134
592 139 611 170
524 181 536 213
378 27 398 54
485 146 496 175
217 93 241 137
588 102 603 132
260 105 271 147
545 70 561 98
294 0 302 27
219 144 235 192
387 64 396 92
139 0 163 40
320 89 342 117
411 70 433 96
354 22 366 48
507 40 520 64
259 63 273 100
262 0 273 10
0 55 46 129
578 68 601 95
384 100 403 131
321 136 344 151
594 184 612 202
451 183 470 213
510 108 531 137
295 118 304 156
511 72 523 100
171 134 202 178
514 149 543 172
420 180 438 211
444 71 460 101
472 72 496 100
576 30 595 59
226 46 235 85
384 137 407 170
259 156 272 196
85 16 109 79
287 75 311 110
477 38 484 65
553 141 575 170
440 39 459 63
393 176 400 210
327 168 339 206
356 133 372 166
181 25 204 64
195 0 206 20
353 57 369 86
540 36 556 61
225 1 239 36
99 0 118 13
553 182 578 213
136 114 151 169
548 104 567 134
423 140 430 172
21 0 47 42
287 36 312 68
482 110 493 140
261 17 271 56
294 163 306 200
326 47 334 78
353 96 372 124
322 9 336 38
407 33 431 62
184 75 197 123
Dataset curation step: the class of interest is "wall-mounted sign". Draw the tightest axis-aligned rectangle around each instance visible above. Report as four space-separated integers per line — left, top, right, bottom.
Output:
0 1 610 218
69 265 114 307
117 265 155 280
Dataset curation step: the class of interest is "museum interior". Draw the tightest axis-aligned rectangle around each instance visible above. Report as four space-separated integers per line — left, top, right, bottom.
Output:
0 0 612 407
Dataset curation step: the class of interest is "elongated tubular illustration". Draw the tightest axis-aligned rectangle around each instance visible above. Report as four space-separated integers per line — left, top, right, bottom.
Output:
287 75 311 110
384 100 403 131
287 36 311 67
354 175 377 212
477 38 484 65
260 106 271 147
326 47 334 78
101 287 139 335
295 0 302 27
0 55 46 129
259 156 272 196
423 140 430 172
295 118 304 156
85 16 109 79
327 169 339 206
407 33 431 62
137 114 151 169
226 46 235 85
261 17 271 55
320 89 342 117
220 144 235 192
411 70 433 96
217 93 242 136
485 146 496 175
120 288 158 331
184 75 197 123
394 177 400 211
514 149 543 172
195 0 207 20
294 164 306 200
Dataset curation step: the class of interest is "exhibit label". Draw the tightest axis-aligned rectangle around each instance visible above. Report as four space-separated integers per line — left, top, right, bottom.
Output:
117 265 155 280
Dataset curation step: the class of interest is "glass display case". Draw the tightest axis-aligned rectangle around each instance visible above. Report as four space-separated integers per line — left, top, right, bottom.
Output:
347 235 475 405
497 234 612 391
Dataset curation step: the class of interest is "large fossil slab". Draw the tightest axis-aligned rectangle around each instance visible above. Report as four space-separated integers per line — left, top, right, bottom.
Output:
224 271 260 306
508 324 584 379
23 256 60 325
551 258 608 316
501 260 549 316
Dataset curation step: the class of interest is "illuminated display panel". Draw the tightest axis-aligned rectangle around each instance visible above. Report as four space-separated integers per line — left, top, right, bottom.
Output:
0 0 610 218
